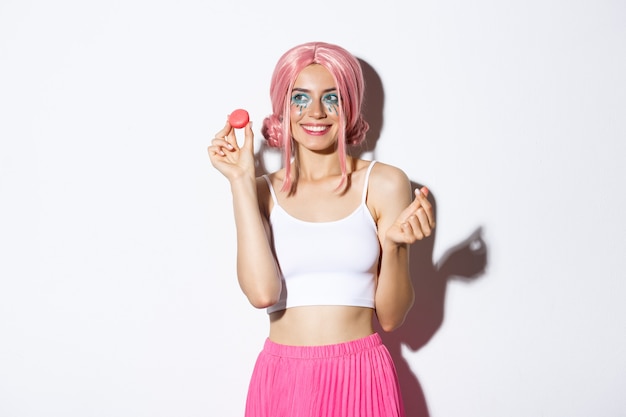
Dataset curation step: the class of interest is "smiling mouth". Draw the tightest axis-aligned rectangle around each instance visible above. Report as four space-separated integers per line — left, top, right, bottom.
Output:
302 124 330 134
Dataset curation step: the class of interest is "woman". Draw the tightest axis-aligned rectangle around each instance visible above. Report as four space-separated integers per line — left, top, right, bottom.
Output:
208 42 434 417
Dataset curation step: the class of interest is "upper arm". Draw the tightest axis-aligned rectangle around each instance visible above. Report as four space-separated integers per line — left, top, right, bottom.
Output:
368 163 413 243
255 176 273 240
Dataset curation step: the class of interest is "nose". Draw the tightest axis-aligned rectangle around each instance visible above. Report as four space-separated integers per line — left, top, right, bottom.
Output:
308 98 327 119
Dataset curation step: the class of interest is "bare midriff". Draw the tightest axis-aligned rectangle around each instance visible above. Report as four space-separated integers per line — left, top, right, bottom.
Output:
268 305 375 346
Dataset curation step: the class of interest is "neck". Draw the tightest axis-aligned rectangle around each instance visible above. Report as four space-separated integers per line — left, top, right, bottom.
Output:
293 147 348 182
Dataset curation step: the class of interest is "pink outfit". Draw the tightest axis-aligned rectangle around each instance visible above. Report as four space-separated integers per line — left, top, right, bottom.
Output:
246 161 405 416
245 333 405 417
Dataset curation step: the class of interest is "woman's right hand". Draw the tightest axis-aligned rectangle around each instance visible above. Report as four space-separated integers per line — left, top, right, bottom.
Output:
208 120 255 182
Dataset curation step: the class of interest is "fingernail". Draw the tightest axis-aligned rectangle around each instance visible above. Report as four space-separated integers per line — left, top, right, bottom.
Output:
420 186 429 197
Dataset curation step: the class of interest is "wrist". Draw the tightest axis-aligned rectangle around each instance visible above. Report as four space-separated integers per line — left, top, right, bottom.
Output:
229 175 257 197
229 173 256 187
382 239 408 253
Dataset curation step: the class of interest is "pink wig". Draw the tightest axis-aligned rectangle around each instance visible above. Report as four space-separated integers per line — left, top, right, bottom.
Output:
261 42 370 192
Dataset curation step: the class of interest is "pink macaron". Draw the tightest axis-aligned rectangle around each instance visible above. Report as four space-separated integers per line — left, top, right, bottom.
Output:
229 109 250 129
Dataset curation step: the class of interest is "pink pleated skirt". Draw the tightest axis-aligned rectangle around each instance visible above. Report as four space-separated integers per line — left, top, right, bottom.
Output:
245 333 405 417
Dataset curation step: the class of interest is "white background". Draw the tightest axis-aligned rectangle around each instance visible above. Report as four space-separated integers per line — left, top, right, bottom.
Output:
1 1 625 416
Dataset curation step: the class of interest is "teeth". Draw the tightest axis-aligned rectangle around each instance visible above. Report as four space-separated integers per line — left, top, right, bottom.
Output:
304 125 328 132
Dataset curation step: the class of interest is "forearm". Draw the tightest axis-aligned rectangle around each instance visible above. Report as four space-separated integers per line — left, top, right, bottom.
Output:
374 241 415 332
230 177 281 308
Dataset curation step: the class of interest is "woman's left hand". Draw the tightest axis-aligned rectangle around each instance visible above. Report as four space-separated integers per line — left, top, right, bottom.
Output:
385 187 435 245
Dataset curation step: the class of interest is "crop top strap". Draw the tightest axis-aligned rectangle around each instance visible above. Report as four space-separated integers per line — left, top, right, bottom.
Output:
361 160 377 204
262 174 279 206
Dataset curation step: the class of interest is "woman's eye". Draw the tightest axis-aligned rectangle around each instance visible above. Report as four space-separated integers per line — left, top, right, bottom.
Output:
323 93 339 104
291 94 311 106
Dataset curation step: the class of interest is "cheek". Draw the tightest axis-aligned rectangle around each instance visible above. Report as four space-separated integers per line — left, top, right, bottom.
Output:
325 102 340 115
289 115 301 137
289 106 306 127
290 103 306 117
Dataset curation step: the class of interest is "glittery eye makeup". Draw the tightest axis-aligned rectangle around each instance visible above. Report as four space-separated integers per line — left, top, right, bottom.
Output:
322 93 339 114
291 90 340 115
291 92 312 114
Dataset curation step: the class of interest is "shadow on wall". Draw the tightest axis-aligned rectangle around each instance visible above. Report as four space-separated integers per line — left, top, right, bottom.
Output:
357 58 489 417
253 58 489 417
377 218 488 417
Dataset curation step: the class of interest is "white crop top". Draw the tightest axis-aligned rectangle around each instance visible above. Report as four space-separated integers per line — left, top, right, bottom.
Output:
263 160 380 314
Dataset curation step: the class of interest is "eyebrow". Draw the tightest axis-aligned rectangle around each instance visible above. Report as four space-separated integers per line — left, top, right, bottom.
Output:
292 87 338 93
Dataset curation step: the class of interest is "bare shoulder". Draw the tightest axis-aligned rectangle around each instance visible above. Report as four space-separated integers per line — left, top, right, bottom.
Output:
367 161 412 221
369 161 411 196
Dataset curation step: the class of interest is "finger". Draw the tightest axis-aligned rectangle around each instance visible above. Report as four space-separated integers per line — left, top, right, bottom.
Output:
213 120 233 140
397 198 423 227
208 144 226 157
414 188 435 228
404 215 425 241
211 136 234 151
222 133 238 151
396 192 423 222
414 207 432 237
241 121 254 152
